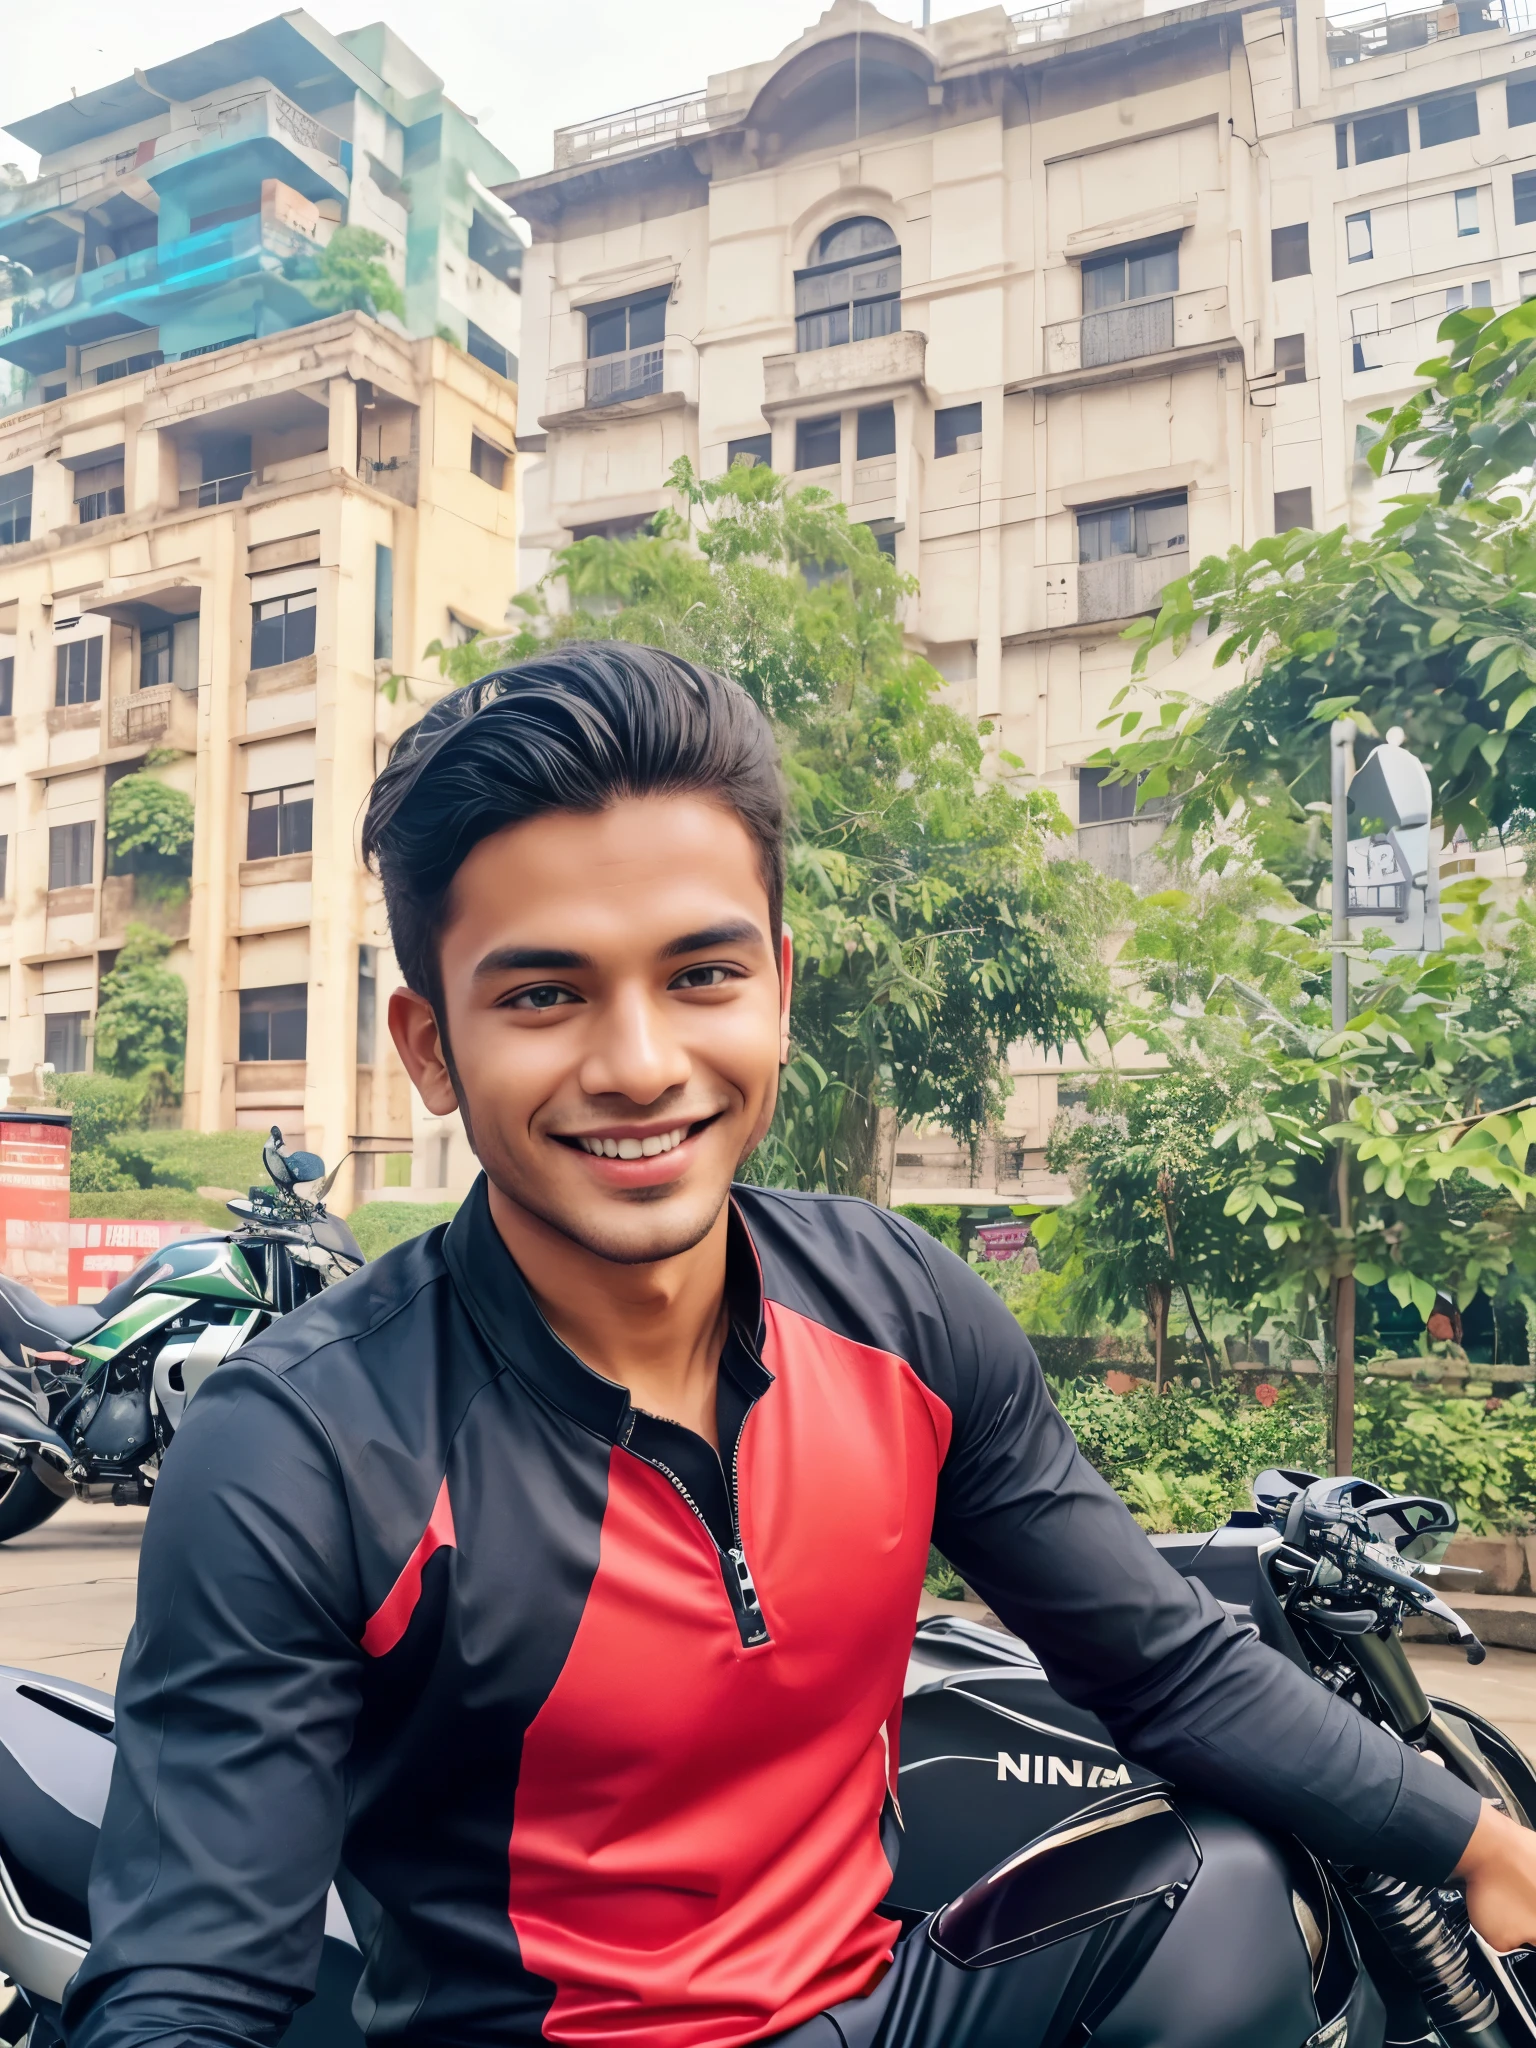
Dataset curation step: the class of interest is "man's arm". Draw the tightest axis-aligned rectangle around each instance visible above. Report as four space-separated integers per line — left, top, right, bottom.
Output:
64 1359 365 2048
917 1238 1483 1886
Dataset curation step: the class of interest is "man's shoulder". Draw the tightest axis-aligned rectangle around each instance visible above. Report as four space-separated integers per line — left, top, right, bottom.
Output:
222 1223 474 1421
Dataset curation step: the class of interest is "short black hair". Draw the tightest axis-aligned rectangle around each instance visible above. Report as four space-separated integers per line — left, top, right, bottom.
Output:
362 642 785 1012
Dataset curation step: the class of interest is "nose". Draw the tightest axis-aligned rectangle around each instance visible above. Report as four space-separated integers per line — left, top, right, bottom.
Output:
577 981 691 1106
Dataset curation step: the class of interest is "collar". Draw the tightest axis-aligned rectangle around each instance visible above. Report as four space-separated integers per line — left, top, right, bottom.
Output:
441 1176 770 1443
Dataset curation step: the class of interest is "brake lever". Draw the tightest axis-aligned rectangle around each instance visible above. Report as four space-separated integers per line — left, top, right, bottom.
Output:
1413 1588 1487 1665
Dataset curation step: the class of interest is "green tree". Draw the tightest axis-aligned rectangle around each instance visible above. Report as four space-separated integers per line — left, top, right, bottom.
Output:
93 923 188 1086
106 773 193 867
301 226 405 322
420 459 1116 1197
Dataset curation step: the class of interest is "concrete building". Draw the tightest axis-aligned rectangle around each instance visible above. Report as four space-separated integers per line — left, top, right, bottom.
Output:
0 16 523 1207
506 0 1536 1201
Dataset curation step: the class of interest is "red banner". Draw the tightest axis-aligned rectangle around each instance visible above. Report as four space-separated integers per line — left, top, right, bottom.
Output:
975 1220 1033 1262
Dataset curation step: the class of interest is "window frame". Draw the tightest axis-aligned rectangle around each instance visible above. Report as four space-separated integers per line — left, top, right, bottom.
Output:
238 984 309 1064
1079 236 1179 314
793 217 901 354
250 590 317 672
0 469 33 548
0 657 12 719
1455 188 1480 237
1352 106 1411 163
795 414 841 472
246 783 315 863
1515 169 1536 226
1271 223 1311 280
855 404 896 460
583 290 669 363
54 639 103 708
1274 333 1307 384
1346 212 1375 263
74 459 125 525
469 434 507 489
1075 491 1189 565
1275 486 1315 534
47 819 95 891
1418 91 1480 148
726 433 773 470
43 1012 89 1075
935 403 983 459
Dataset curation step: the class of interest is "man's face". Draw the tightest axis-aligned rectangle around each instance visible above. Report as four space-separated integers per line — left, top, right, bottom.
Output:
389 795 791 1267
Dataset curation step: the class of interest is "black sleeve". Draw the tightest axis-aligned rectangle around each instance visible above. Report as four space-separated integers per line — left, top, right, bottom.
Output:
919 1239 1481 1886
63 1359 365 2048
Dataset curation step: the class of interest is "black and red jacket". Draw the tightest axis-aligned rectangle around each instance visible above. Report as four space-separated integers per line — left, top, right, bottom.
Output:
66 1181 1479 2048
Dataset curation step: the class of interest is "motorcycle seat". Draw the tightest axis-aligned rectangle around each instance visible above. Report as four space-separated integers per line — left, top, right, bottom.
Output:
0 1278 97 1358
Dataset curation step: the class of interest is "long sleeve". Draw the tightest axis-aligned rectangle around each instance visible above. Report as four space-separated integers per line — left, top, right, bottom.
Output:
63 1359 366 2048
920 1242 1481 1886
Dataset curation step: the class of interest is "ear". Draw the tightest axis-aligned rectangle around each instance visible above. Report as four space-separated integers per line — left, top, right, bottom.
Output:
389 986 460 1117
778 927 795 1067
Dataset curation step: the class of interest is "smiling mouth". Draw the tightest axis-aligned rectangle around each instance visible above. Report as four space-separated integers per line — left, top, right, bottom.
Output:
557 1114 721 1162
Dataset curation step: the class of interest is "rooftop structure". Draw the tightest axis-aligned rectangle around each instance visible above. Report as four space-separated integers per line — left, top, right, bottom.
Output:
0 13 524 412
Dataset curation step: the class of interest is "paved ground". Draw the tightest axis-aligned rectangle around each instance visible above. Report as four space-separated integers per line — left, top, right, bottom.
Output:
4 1509 1536 1751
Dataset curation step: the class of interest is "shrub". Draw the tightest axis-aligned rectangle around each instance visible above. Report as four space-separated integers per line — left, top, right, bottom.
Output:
94 924 187 1083
70 1189 233 1228
127 1128 269 1194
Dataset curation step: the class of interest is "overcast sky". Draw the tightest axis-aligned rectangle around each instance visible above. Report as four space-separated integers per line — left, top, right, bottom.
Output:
0 0 965 182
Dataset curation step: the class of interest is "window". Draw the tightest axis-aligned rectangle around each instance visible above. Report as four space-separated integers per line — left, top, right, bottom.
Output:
48 821 94 891
55 640 103 707
136 616 197 691
467 210 521 288
1077 493 1188 563
1271 224 1310 279
795 415 841 471
1275 487 1314 532
1522 268 1536 299
1346 212 1374 262
44 1014 88 1075
1080 238 1178 311
75 459 124 524
239 985 308 1063
140 627 173 690
1275 334 1307 384
470 435 507 489
935 403 982 457
1509 76 1536 127
1078 767 1139 825
95 351 162 385
1472 278 1493 305
584 292 666 404
195 432 252 506
1336 122 1350 168
1419 92 1480 146
357 946 377 1066
727 434 772 469
246 783 314 861
374 544 393 662
1456 188 1480 236
467 321 515 381
1353 107 1410 162
856 404 896 460
0 658 11 717
862 518 898 559
0 470 32 548
0 836 9 898
794 217 900 352
251 590 316 670
1516 170 1536 225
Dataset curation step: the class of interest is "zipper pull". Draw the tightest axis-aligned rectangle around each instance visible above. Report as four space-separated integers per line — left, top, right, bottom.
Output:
729 1546 768 1643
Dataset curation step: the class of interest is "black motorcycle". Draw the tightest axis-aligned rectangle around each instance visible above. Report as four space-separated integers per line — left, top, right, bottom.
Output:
0 1468 1528 2047
0 1130 362 1542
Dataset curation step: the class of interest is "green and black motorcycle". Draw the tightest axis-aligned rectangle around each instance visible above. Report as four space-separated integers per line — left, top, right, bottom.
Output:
0 1129 363 1541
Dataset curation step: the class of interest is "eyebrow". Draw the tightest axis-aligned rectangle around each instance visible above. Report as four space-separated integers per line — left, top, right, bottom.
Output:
471 921 765 980
660 920 765 959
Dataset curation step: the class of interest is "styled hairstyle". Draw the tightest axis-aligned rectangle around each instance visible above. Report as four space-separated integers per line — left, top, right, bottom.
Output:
361 642 785 1014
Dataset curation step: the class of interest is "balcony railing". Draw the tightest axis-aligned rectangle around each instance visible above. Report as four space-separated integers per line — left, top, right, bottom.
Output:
178 472 252 508
146 90 346 191
1326 0 1521 65
1042 286 1230 377
586 345 664 407
553 91 713 169
541 335 698 421
1077 550 1189 624
1009 0 1078 45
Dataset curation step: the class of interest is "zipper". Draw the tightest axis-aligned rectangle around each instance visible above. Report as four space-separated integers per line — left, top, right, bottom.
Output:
625 1400 771 1650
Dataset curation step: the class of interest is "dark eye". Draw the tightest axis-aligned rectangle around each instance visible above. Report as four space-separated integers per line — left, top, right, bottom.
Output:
672 964 736 990
508 985 579 1011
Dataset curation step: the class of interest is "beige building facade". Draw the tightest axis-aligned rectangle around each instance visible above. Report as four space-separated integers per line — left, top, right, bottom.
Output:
506 0 1536 1198
0 312 519 1207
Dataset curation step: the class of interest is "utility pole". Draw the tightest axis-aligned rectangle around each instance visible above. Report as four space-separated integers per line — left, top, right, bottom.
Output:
1331 718 1357 1475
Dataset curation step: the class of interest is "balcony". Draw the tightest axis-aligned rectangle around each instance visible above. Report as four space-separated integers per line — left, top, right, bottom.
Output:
0 215 324 375
0 147 146 240
552 91 714 169
763 328 926 413
109 684 199 753
1041 286 1231 380
144 90 348 206
1042 551 1189 629
1074 814 1170 889
1326 0 1519 66
539 335 698 428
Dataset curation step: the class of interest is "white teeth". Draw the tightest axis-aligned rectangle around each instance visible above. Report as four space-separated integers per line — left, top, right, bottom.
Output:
575 1127 688 1160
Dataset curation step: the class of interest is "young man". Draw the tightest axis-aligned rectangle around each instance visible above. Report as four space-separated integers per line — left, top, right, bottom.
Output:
66 644 1536 2048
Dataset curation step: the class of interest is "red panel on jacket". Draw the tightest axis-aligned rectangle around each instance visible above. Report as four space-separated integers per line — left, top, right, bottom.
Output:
505 1301 953 2047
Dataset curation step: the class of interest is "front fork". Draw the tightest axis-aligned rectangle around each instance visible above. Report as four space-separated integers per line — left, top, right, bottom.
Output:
1344 1628 1524 2048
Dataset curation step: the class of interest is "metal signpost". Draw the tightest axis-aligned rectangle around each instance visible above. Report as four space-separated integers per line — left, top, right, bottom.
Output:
1329 720 1438 1473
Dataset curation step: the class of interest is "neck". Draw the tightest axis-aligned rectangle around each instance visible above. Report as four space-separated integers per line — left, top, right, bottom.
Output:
485 1183 731 1445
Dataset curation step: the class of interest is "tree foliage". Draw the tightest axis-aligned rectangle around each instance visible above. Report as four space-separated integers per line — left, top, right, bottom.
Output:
424 459 1116 1196
93 923 188 1086
298 226 405 322
107 774 193 869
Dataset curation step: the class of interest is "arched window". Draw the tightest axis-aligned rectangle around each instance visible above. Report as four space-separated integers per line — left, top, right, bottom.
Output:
794 217 900 352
